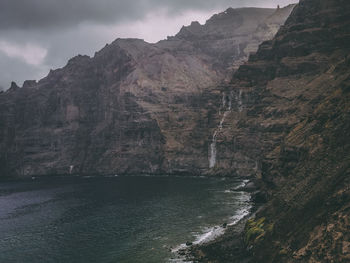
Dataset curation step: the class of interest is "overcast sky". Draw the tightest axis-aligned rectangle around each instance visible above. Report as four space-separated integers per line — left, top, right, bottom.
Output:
0 0 297 90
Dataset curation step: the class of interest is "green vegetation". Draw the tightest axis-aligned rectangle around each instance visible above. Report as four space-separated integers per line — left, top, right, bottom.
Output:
279 248 288 256
245 217 274 245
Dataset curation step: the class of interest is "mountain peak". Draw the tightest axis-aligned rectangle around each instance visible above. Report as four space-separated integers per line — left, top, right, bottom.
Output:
22 80 37 89
8 81 20 92
190 21 201 27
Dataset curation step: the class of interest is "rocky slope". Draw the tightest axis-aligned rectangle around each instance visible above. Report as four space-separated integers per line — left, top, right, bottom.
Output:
191 0 350 261
0 5 294 178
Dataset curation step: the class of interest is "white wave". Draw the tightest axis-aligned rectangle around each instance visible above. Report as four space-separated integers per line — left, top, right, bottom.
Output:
170 226 226 255
233 179 250 190
168 257 192 263
193 226 225 245
171 243 187 253
228 206 251 226
170 187 252 262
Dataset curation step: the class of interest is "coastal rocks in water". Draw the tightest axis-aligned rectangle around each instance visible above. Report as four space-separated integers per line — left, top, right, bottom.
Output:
243 182 257 192
251 191 267 204
234 180 258 192
188 215 252 263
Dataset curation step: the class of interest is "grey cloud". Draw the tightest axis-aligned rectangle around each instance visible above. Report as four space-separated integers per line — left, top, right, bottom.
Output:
0 0 295 30
0 0 144 29
0 0 297 90
0 52 48 90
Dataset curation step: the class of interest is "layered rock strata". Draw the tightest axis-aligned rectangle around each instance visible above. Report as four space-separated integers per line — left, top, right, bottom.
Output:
0 6 294 178
194 0 350 261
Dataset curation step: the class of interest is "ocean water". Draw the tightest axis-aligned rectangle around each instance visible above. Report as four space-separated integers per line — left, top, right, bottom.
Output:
0 176 251 263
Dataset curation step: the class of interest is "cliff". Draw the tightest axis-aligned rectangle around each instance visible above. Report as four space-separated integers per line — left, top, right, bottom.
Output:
1 0 349 261
191 0 350 261
0 6 294 178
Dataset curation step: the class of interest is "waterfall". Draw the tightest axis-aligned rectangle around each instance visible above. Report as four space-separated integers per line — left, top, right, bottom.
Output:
209 92 232 168
69 165 74 174
228 91 233 110
236 89 243 112
222 92 226 109
209 111 229 168
209 89 244 168
209 131 218 168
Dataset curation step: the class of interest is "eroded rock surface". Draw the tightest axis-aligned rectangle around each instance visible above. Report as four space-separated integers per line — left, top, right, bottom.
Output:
195 0 350 261
0 6 294 178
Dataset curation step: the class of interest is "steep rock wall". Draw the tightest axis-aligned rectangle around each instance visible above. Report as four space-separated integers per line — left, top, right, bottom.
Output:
0 6 294 178
211 0 350 261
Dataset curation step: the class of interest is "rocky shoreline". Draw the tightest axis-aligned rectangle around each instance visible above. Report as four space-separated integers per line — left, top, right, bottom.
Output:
170 178 263 263
186 217 252 263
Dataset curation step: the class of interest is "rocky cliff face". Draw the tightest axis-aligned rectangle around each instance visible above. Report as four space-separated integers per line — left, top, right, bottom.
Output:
0 6 294 178
203 0 350 261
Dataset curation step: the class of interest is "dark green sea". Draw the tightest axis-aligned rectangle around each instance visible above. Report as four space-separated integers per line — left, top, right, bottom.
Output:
0 176 251 263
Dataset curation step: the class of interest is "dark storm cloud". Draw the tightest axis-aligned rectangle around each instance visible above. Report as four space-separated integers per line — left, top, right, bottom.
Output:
0 0 237 29
0 0 296 30
0 0 297 90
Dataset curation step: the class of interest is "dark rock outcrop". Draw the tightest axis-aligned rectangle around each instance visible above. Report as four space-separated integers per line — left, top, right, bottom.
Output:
174 6 296 71
22 80 37 89
0 6 294 178
8 81 20 92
